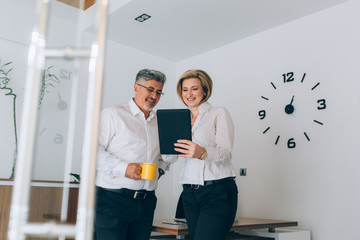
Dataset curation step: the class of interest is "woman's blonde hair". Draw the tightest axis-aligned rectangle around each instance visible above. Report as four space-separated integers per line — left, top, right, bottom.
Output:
176 69 213 106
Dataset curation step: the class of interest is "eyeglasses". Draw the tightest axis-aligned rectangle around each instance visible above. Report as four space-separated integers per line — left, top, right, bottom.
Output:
137 83 164 96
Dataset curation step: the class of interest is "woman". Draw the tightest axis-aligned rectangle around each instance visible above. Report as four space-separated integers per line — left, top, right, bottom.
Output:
174 69 238 240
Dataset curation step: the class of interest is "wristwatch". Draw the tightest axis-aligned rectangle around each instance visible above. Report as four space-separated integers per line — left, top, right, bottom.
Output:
200 149 208 160
158 168 165 176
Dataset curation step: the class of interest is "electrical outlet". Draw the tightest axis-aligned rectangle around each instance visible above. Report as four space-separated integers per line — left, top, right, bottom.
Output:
240 168 247 176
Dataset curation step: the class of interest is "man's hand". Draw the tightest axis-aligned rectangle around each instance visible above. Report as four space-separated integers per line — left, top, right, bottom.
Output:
125 163 142 180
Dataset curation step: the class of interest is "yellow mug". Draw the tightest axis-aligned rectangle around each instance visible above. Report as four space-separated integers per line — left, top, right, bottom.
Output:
141 163 157 180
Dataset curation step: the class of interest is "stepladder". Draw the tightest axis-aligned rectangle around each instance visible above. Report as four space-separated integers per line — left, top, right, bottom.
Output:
7 0 108 239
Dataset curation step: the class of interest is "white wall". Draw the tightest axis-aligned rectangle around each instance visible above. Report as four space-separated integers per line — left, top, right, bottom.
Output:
0 0 81 180
0 1 35 179
0 0 178 218
0 39 28 179
175 1 360 239
2 0 360 238
101 40 176 110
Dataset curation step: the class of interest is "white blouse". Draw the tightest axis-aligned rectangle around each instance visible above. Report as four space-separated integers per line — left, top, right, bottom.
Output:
176 102 236 185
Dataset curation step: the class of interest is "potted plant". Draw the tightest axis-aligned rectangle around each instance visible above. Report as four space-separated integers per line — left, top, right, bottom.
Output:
0 60 17 179
0 59 60 179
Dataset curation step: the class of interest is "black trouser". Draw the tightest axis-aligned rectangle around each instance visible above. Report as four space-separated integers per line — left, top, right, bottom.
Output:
94 187 157 240
182 178 238 240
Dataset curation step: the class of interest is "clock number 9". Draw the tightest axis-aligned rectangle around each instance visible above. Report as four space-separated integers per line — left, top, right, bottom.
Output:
258 110 266 120
317 99 326 110
282 72 294 83
287 138 296 148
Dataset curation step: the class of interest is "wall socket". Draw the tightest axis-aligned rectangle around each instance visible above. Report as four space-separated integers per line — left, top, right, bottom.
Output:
240 168 247 176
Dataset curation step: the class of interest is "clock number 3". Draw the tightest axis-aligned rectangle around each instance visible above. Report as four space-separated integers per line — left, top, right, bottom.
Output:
317 99 326 110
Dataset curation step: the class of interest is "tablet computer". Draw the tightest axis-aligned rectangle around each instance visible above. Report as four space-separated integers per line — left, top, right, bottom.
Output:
156 109 192 154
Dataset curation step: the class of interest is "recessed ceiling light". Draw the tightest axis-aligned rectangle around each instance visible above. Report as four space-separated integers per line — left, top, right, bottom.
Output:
135 14 151 22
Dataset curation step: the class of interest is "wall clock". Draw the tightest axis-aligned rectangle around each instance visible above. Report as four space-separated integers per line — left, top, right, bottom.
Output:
258 72 326 149
37 66 72 145
33 65 74 179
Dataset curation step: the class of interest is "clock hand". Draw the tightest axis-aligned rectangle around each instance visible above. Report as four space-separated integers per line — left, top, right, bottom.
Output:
290 95 294 105
57 92 68 110
285 95 295 114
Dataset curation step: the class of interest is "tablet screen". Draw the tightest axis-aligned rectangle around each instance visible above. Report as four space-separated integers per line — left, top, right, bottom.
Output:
156 109 192 154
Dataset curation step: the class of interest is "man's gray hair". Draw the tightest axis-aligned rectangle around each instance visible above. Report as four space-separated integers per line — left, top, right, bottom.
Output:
135 69 166 84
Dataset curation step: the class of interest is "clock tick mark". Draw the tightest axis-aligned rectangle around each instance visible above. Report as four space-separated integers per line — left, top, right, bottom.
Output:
261 96 269 100
271 82 276 89
301 73 306 83
304 132 310 141
39 128 46 136
275 135 280 145
263 127 270 134
311 82 320 90
314 120 323 125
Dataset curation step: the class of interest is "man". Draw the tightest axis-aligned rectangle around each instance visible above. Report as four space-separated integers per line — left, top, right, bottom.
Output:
95 69 168 240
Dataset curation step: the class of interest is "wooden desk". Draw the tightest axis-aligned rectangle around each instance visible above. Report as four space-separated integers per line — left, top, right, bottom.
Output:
152 218 298 239
0 179 79 240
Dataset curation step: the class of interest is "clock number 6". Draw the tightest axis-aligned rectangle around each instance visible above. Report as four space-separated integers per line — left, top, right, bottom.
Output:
258 110 266 120
282 72 294 83
287 138 296 148
317 99 326 110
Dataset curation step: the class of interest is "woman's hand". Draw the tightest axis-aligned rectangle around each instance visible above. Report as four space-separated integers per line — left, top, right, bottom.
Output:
174 139 205 159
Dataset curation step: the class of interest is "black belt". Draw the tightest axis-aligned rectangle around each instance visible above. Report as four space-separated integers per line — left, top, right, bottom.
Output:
102 187 155 200
183 177 235 189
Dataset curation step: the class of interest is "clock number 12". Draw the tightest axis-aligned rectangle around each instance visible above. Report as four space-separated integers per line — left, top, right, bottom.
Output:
282 72 294 82
59 69 72 80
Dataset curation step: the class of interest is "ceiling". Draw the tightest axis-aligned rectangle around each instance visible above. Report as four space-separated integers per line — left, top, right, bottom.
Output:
15 0 349 62
98 0 348 62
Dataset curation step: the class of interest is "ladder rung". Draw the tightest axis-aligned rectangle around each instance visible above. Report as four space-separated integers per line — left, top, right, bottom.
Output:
21 222 76 237
45 47 92 59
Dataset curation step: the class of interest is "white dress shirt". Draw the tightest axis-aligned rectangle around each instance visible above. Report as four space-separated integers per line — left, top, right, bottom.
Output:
178 102 236 185
95 99 167 191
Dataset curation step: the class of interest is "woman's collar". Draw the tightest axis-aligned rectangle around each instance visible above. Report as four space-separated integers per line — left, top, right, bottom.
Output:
197 101 211 114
